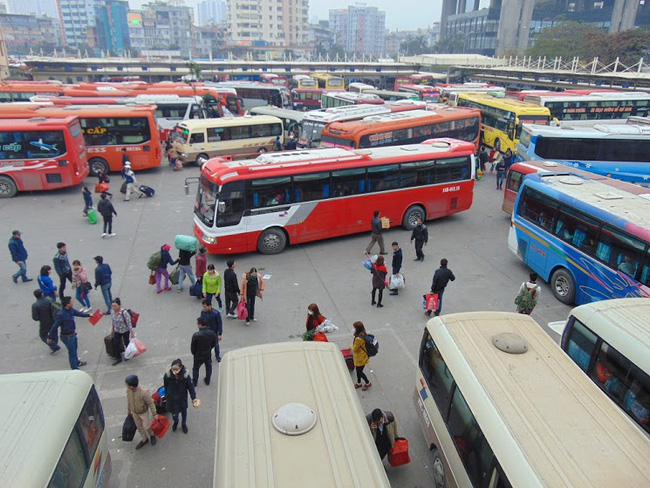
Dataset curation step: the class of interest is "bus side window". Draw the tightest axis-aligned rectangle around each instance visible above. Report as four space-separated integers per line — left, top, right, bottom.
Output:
47 430 87 488
293 172 330 202
420 334 454 410
190 132 205 144
332 168 366 196
565 319 598 372
596 225 644 279
640 250 650 286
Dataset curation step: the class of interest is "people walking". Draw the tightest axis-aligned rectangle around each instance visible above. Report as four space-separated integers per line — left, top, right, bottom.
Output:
496 156 507 190
365 210 387 255
82 186 94 217
163 359 198 434
8 230 32 284
201 264 222 308
93 256 113 314
515 272 541 315
351 321 372 391
273 136 282 151
53 242 73 301
223 260 239 318
72 260 92 312
176 247 196 293
32 289 61 353
191 316 218 385
367 409 398 460
123 163 144 201
305 303 325 331
504 148 515 171
200 299 223 362
241 267 264 325
125 375 157 450
110 298 134 365
97 193 117 237
37 265 57 299
389 242 403 296
410 219 428 262
195 247 207 282
47 296 90 369
371 255 388 308
155 244 177 294
121 147 130 167
426 258 456 317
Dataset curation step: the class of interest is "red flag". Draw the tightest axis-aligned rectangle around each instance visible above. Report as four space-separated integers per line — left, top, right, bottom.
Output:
88 309 104 326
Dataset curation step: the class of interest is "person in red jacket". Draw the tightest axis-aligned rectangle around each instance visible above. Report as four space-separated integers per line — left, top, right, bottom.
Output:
305 303 325 331
371 255 388 308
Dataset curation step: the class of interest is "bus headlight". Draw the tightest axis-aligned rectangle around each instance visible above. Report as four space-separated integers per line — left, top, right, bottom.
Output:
203 235 216 244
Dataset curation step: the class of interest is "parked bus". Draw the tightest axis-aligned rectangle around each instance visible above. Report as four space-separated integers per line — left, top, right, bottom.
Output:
215 87 244 116
0 370 111 487
393 73 437 90
348 82 376 93
191 138 476 254
0 104 162 175
364 89 419 102
250 106 304 139
415 311 650 488
214 82 292 109
516 118 650 184
439 84 507 104
458 93 550 153
523 92 650 121
508 173 650 304
291 74 318 89
514 88 619 102
557 298 650 436
398 84 440 103
259 73 289 88
320 92 384 109
0 116 89 198
174 115 283 166
312 73 345 90
320 108 481 150
214 342 390 488
291 88 326 111
0 82 65 101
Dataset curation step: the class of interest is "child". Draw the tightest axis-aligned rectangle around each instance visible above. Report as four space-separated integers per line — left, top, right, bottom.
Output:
82 186 93 217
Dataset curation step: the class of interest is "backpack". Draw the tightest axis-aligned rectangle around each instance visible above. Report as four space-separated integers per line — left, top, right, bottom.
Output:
514 286 537 312
362 334 379 357
147 251 162 271
247 274 258 294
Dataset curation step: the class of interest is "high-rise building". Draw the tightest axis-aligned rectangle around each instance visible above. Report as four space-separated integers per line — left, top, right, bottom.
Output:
0 12 57 54
127 1 195 57
57 0 101 48
329 6 386 57
95 0 129 55
197 0 226 26
8 0 57 19
227 0 309 47
0 23 9 79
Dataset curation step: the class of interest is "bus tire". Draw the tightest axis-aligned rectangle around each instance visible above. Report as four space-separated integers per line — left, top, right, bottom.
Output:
196 154 209 167
0 175 18 198
494 138 501 152
89 157 110 177
258 228 287 255
550 268 576 305
432 449 446 488
402 205 426 230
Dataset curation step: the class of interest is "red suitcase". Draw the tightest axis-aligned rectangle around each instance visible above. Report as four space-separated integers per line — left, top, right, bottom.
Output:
388 437 411 467
151 414 170 438
341 348 354 370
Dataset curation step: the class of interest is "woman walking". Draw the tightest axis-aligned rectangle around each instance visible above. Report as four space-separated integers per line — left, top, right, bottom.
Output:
37 265 57 300
110 298 134 365
241 267 265 326
371 255 388 308
305 303 325 331
155 244 178 294
163 359 199 434
351 321 372 391
72 260 92 312
202 264 222 308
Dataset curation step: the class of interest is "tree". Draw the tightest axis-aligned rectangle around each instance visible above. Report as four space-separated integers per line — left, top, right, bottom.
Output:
185 61 202 95
600 29 650 65
433 34 465 54
526 22 606 60
400 35 430 55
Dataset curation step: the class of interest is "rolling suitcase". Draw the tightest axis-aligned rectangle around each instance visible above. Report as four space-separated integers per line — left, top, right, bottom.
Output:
139 185 155 197
341 348 354 371
104 333 124 357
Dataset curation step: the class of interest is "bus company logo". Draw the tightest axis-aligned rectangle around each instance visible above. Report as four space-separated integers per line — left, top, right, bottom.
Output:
0 161 25 167
87 147 107 153
2 142 21 152
369 132 392 143
83 127 107 135
442 186 461 193
530 243 546 257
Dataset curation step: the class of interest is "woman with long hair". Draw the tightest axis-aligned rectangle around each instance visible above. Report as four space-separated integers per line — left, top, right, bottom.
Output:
305 303 325 331
371 255 388 308
351 321 372 391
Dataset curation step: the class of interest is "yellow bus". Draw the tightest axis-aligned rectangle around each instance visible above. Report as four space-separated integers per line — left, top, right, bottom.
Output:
415 311 650 487
214 342 390 488
0 370 111 488
311 73 345 90
457 94 550 153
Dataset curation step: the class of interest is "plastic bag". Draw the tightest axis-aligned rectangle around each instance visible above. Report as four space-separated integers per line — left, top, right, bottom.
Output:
317 318 338 333
124 338 147 360
390 274 405 290
363 253 377 270
237 298 248 320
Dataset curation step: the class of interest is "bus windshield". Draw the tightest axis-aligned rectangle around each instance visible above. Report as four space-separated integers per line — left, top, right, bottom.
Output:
195 177 219 227
320 134 356 148
299 120 326 147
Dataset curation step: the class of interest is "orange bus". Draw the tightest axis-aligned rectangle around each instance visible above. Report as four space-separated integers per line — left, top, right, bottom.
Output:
0 116 89 198
0 104 161 175
0 82 65 102
320 107 481 150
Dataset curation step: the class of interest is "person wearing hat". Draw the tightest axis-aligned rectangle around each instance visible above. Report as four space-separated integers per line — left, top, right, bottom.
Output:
122 162 144 201
155 244 178 294
8 230 32 284
125 375 158 450
93 255 113 315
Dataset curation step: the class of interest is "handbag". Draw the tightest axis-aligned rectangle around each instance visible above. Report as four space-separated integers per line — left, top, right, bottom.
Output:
79 282 92 294
424 293 439 311
148 272 156 285
151 414 170 438
388 437 411 467
169 265 180 285
95 182 109 193
122 414 137 442
237 298 248 320
120 181 127 194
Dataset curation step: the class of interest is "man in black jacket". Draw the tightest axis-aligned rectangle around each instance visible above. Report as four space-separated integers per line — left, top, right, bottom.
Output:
365 210 387 255
31 290 61 353
176 248 197 293
410 218 428 262
223 260 240 318
389 242 403 296
97 193 117 238
427 258 456 317
191 317 217 386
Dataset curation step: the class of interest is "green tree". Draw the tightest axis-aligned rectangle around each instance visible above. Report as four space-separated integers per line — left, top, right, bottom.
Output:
185 61 202 95
433 34 465 54
526 22 606 59
600 29 650 65
400 35 430 55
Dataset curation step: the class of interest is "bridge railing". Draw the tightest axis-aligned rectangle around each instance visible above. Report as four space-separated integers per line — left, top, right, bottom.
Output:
463 56 649 75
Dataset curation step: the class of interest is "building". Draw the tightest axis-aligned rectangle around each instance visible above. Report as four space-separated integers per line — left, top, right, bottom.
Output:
128 1 195 58
329 5 386 57
57 0 101 48
8 0 57 19
95 0 129 55
227 0 309 47
307 20 334 54
193 23 227 58
197 0 226 26
0 12 58 55
0 23 8 79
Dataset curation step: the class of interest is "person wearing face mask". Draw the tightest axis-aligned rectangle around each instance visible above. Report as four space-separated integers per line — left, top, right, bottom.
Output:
163 359 198 434
305 303 325 332
125 375 157 450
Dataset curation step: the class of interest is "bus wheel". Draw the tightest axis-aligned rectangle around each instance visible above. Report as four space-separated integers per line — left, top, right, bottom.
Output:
432 449 446 488
402 205 425 230
551 268 576 305
0 175 17 198
196 154 209 167
89 158 110 177
494 139 501 152
258 228 287 255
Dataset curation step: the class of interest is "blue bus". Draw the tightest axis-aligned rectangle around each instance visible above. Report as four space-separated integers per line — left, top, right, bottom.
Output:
516 118 650 185
508 173 650 305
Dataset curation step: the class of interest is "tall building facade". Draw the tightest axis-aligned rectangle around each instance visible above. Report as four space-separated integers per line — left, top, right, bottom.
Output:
197 0 226 26
329 6 386 57
8 0 57 19
0 12 57 54
227 0 309 46
128 2 194 57
57 0 100 48
95 0 129 55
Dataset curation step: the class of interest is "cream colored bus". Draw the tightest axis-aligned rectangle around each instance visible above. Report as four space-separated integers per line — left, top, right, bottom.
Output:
174 115 284 166
414 311 650 488
214 342 390 488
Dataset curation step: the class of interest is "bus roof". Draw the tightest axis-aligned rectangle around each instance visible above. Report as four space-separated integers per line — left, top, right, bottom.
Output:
303 105 390 123
0 103 157 118
323 91 383 102
459 93 550 113
214 342 390 488
523 121 650 138
0 370 93 487
0 115 79 128
526 92 650 104
427 312 650 486
178 115 282 131
249 106 305 121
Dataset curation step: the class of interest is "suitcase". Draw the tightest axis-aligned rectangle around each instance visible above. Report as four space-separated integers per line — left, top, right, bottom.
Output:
87 208 98 224
151 414 170 438
175 234 198 252
122 415 137 442
104 333 124 357
388 437 411 467
139 185 155 197
341 348 354 370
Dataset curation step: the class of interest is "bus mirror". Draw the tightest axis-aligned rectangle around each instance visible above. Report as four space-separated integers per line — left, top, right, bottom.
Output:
218 201 226 214
184 177 200 196
184 183 189 196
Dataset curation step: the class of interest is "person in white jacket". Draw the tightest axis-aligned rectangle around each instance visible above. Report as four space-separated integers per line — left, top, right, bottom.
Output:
123 163 144 201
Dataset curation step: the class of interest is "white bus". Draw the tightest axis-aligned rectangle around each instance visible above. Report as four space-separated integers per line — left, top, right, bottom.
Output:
214 342 390 488
320 91 383 109
348 82 376 93
213 81 293 110
415 311 650 487
523 91 650 121
0 370 111 488
249 106 305 139
558 298 650 435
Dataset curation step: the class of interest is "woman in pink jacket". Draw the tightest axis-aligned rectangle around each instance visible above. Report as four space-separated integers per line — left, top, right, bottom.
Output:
72 260 92 313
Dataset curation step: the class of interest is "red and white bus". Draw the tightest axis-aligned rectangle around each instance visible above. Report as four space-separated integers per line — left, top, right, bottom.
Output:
215 87 244 115
259 73 289 88
398 84 440 103
393 73 436 91
0 104 161 175
192 138 476 254
0 116 89 198
291 88 327 111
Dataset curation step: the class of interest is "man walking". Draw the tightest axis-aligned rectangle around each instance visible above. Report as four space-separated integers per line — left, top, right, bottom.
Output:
123 163 144 201
47 296 90 369
365 210 387 255
9 230 32 283
177 247 197 293
201 299 223 362
410 218 428 262
32 289 61 353
191 317 217 386
125 375 158 450
53 242 73 301
223 260 239 318
426 258 456 317
389 242 403 296
495 156 506 190
93 256 113 314
97 193 117 237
